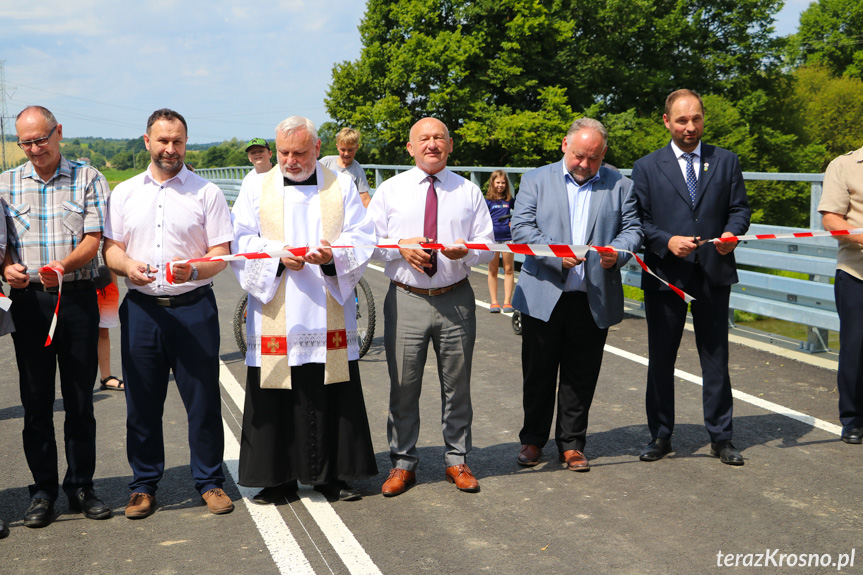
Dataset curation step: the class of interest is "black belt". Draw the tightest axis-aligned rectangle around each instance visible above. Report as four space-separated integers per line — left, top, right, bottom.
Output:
20 280 94 294
392 277 468 296
127 284 212 308
561 290 588 298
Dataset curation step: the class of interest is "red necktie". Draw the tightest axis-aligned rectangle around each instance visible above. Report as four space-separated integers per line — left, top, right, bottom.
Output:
424 175 438 277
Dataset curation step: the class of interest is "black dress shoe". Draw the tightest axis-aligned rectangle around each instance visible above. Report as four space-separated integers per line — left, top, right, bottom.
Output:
841 427 863 444
0 517 9 539
69 488 111 520
314 481 361 502
710 440 744 466
24 498 55 528
639 437 672 462
252 481 299 505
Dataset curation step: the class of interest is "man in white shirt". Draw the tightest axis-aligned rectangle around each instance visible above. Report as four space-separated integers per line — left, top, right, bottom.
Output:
231 116 378 503
368 117 494 496
104 109 235 519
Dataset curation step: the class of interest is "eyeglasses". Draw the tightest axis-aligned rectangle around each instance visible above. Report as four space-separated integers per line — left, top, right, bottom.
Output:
17 126 57 150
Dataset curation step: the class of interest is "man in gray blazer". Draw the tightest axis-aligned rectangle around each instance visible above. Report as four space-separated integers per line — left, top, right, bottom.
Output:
511 118 642 470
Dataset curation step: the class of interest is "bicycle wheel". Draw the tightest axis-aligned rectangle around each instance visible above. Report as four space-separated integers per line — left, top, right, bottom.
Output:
354 277 376 358
233 292 248 355
511 309 523 336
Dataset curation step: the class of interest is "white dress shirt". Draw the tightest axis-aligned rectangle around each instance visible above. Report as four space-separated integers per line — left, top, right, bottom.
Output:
367 166 494 288
104 164 234 295
670 140 703 183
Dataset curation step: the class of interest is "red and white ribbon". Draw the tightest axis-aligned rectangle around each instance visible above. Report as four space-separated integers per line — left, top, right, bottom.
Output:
708 227 863 243
0 292 10 312
165 243 696 303
40 266 63 347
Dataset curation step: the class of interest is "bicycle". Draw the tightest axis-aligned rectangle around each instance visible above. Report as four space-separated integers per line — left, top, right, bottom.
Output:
233 277 376 358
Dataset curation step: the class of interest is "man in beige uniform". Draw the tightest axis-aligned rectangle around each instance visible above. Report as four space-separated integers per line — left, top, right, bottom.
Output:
819 147 863 444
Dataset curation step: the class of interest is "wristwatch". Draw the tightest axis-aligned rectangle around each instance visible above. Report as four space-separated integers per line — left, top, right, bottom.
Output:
190 264 199 281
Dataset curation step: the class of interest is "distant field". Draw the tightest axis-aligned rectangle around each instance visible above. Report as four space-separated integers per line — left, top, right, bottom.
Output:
1 141 25 167
100 168 138 189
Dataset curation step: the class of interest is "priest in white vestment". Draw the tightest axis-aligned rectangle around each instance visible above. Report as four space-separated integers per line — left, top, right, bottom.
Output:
231 116 378 503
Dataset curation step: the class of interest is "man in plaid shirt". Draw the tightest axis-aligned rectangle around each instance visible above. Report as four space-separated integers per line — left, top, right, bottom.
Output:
0 106 110 529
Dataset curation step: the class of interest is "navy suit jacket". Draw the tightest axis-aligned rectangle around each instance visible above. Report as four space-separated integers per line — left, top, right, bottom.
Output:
511 163 643 328
631 143 751 291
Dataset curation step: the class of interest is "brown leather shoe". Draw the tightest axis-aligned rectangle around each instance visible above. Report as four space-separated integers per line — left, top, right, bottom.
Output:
445 463 480 492
381 468 416 497
125 492 156 519
559 450 590 472
202 488 235 514
517 444 542 466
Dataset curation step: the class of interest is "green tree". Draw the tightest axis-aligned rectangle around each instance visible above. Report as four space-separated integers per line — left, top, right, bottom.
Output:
111 151 133 170
202 145 231 168
89 152 107 169
135 150 150 170
126 136 146 154
791 66 863 162
319 121 340 157
226 148 250 167
326 0 784 165
787 0 863 79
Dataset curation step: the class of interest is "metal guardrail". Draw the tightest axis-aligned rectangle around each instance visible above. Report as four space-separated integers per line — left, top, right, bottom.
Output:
198 165 835 352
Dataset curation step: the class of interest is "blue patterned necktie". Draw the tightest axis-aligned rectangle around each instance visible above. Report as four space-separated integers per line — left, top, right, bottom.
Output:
683 152 697 205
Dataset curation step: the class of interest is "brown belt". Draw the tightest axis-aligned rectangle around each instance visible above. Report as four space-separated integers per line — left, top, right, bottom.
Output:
392 277 468 296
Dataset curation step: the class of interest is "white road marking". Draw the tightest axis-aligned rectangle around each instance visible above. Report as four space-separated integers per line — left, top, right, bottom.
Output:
225 266 840 572
219 363 384 575
366 265 841 435
602 345 842 436
221 419 315 575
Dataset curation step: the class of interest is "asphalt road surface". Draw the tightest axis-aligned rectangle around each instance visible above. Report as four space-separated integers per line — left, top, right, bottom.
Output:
0 263 859 575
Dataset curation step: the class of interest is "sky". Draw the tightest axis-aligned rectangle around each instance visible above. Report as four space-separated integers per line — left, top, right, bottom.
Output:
0 0 812 145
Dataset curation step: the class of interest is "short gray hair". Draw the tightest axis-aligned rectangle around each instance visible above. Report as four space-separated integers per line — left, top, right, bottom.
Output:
275 116 318 142
17 105 58 129
565 117 608 147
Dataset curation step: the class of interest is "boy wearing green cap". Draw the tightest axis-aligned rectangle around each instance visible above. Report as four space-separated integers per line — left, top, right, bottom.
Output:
244 138 273 180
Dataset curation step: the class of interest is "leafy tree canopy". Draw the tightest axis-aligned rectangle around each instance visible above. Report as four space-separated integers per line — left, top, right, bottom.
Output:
788 0 863 79
326 0 784 166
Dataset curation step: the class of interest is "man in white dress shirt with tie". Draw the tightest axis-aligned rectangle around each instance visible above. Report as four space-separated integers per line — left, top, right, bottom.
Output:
368 117 494 496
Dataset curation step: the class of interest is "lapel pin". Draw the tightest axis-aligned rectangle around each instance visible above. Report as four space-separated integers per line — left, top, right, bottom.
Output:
703 162 709 172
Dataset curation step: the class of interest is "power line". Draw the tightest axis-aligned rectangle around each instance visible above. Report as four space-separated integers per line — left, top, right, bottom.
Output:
0 61 10 172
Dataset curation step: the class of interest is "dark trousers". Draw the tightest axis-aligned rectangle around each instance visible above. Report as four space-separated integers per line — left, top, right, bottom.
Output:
519 292 608 453
10 287 99 500
835 270 863 430
644 266 733 443
120 288 225 495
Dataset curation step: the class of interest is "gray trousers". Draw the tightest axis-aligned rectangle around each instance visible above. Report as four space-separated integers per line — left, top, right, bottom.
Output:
384 281 476 470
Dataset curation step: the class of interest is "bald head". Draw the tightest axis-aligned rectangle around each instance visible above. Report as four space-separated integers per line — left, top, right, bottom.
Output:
407 117 453 175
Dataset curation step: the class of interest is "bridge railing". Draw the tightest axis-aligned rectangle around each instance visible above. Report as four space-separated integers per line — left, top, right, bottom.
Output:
197 165 834 353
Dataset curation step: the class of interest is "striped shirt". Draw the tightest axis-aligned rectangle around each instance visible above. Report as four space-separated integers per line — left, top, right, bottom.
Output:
0 156 107 281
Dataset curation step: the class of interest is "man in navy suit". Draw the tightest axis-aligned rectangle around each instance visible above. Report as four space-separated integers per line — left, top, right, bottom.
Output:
511 118 642 471
632 89 751 465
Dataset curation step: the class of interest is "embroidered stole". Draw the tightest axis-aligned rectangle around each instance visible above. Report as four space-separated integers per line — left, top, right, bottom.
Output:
259 166 350 389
